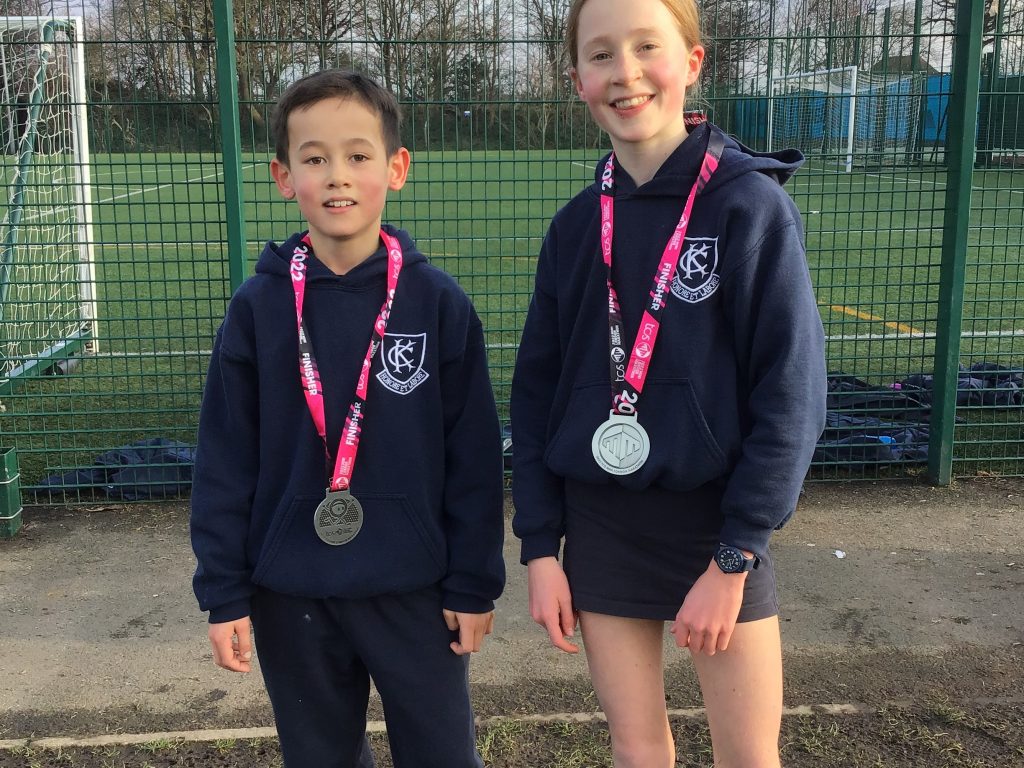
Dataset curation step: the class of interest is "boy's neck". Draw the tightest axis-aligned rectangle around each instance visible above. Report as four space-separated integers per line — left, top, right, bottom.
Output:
612 124 689 188
307 227 383 275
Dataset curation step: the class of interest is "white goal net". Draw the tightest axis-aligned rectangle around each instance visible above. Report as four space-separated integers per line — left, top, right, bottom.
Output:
769 65 924 171
1 16 96 391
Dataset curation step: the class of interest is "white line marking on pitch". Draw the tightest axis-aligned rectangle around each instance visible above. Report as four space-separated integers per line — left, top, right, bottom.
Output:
805 167 1023 195
6 697 1024 750
83 328 1024 360
21 163 259 222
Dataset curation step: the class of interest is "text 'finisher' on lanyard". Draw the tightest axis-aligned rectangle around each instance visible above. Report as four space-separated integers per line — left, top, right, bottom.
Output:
290 229 404 544
591 128 724 476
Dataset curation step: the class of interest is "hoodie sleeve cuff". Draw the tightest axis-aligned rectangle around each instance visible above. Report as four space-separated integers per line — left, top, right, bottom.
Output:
717 517 774 561
519 532 562 565
208 599 251 624
442 592 495 614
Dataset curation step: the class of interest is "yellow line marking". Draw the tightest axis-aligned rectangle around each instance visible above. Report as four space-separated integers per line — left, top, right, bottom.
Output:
829 305 924 336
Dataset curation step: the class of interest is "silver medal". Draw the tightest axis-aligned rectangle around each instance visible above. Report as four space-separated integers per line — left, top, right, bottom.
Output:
592 411 650 475
313 490 364 545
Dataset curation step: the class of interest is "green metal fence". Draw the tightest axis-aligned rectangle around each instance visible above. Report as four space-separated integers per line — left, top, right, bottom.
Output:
0 0 1022 517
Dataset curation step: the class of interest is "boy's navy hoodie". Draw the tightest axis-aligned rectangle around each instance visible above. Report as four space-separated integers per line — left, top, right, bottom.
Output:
512 123 827 563
191 225 505 624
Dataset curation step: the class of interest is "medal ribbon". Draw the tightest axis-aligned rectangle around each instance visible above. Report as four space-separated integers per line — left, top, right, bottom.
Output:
601 127 724 416
291 229 404 491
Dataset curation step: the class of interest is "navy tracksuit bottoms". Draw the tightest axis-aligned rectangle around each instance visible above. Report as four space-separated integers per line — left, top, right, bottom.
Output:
250 585 483 768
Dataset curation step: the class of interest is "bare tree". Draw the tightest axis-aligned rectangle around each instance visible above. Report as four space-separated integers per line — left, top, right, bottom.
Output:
451 0 514 145
781 0 880 73
519 0 570 147
410 0 459 101
521 0 569 97
233 0 361 131
304 0 364 70
359 0 422 96
461 0 511 111
928 0 1024 47
701 0 777 90
178 0 216 105
1 0 49 15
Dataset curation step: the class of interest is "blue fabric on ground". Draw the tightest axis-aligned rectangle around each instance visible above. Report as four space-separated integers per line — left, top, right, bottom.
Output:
814 410 930 465
901 363 1024 408
31 438 195 500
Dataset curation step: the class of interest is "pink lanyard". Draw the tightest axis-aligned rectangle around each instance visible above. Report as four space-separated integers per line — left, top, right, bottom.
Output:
600 129 723 416
290 230 404 491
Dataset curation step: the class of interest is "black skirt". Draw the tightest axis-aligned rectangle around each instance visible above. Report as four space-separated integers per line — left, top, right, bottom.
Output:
563 479 779 622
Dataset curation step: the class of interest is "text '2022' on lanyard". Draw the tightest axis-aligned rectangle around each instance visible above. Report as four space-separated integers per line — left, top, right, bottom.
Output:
290 230 404 544
591 127 724 476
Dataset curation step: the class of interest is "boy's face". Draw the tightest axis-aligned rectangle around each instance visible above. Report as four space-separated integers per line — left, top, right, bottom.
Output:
271 97 409 259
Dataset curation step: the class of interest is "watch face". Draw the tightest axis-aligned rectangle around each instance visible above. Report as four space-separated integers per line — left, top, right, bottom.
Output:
717 547 744 573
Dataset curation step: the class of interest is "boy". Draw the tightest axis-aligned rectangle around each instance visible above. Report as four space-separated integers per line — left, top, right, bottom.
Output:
190 69 505 768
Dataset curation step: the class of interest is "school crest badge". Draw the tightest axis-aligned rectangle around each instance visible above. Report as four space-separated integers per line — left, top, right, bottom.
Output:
671 237 720 304
376 333 429 395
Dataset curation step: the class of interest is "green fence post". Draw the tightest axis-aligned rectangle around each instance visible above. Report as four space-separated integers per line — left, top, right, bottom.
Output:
909 0 926 165
1 447 23 538
928 0 986 486
853 15 862 70
985 0 1007 164
213 0 248 291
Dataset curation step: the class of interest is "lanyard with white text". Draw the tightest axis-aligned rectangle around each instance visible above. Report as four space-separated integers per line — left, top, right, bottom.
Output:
290 230 404 492
600 129 723 415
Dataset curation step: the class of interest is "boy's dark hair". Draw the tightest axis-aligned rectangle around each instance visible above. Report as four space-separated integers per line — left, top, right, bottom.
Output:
273 69 403 163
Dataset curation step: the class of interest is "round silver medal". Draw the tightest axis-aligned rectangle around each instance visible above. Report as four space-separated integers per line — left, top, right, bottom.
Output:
313 490 364 545
592 411 651 475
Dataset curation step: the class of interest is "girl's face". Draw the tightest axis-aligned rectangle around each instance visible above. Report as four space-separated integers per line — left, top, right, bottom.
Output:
570 0 703 156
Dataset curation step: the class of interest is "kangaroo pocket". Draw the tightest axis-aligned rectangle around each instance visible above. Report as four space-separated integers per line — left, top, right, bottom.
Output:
251 492 446 599
545 379 730 491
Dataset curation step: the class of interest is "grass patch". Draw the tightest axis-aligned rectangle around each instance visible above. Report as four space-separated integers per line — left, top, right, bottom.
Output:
3 705 1024 767
3 153 1024 490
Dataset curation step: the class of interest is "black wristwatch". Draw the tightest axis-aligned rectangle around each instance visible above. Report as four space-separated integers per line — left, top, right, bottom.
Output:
714 544 760 574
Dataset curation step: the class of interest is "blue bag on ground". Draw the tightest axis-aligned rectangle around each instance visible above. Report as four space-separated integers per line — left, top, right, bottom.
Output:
31 438 195 500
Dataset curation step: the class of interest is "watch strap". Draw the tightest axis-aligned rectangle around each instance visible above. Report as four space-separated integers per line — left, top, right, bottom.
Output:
716 544 760 573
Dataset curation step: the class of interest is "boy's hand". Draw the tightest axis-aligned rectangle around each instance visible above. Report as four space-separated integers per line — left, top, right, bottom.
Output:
671 560 746 655
527 556 578 653
208 617 253 672
443 609 494 655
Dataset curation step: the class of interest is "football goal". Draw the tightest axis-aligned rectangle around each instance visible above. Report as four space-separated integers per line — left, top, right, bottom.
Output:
768 65 924 171
1 16 96 395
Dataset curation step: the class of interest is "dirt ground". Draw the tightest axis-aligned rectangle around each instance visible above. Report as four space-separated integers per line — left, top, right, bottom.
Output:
3 701 1024 768
1 478 1022 766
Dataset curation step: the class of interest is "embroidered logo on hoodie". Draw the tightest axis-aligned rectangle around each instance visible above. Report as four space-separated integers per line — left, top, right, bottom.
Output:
377 333 430 395
671 237 720 304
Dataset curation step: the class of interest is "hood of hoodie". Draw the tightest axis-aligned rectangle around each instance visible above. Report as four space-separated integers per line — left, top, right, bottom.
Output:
255 223 427 287
591 122 804 199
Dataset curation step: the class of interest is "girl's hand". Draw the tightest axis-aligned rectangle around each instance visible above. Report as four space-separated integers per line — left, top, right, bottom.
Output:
527 556 579 653
671 560 746 655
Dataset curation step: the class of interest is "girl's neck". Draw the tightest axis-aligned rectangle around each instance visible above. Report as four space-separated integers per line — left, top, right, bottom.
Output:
612 123 689 188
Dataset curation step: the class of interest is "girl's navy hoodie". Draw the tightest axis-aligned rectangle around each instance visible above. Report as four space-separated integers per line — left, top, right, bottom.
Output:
511 123 827 563
191 225 505 624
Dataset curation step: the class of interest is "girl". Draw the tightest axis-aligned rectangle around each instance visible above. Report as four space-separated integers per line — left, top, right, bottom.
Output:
510 0 827 766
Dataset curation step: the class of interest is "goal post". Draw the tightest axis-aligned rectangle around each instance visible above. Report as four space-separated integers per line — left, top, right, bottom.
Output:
768 64 925 171
768 66 858 173
0 16 97 396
